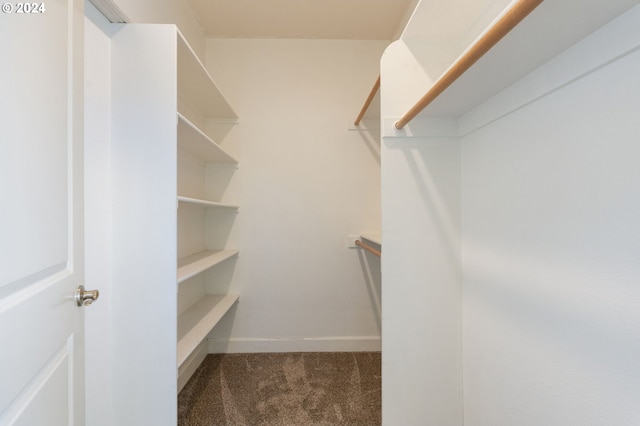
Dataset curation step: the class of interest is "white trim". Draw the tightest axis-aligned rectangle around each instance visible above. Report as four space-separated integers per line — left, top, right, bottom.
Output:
208 336 381 353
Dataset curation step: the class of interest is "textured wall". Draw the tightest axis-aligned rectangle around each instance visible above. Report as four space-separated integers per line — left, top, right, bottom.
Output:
204 39 386 352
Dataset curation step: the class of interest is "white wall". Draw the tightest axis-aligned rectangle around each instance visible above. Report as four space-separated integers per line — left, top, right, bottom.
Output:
203 39 386 353
461 6 640 425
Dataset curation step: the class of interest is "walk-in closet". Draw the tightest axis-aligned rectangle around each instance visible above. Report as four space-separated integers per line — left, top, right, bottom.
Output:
3 0 640 424
82 0 396 424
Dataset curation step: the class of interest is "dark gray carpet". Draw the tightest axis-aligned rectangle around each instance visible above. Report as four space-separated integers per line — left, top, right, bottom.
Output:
178 352 381 426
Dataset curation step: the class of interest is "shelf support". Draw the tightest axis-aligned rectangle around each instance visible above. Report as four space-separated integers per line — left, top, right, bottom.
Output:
394 0 544 130
354 75 380 126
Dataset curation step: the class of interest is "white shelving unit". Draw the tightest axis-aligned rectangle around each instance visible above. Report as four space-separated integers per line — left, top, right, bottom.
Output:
110 24 241 419
175 29 239 391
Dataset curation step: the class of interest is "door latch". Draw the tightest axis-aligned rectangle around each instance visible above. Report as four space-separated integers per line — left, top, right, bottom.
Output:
75 285 100 306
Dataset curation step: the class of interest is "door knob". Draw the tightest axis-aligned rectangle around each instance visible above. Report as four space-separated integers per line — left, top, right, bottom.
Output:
75 285 99 306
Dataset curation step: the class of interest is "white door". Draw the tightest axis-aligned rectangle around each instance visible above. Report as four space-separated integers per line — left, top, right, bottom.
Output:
0 0 87 424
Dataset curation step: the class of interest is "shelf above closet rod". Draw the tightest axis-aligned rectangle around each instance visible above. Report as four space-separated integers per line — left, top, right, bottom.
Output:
354 75 380 126
394 0 543 130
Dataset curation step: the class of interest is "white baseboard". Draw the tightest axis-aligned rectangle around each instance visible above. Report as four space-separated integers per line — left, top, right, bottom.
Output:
208 336 381 354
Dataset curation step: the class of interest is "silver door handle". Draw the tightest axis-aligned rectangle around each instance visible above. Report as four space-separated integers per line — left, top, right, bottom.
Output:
75 285 99 306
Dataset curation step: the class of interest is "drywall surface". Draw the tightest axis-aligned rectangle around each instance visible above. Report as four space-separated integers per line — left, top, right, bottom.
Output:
380 40 463 426
204 38 386 352
461 6 640 424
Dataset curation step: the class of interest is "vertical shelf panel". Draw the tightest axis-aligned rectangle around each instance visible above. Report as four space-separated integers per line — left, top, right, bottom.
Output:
110 24 178 425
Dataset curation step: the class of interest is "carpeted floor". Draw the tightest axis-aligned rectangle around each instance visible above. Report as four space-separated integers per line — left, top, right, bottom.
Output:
178 352 381 426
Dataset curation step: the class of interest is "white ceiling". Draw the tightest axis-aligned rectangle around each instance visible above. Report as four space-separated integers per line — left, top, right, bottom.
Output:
185 0 418 40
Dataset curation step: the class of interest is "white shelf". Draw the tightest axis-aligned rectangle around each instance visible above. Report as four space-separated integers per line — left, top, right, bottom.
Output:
177 195 239 210
177 30 237 119
415 0 638 117
360 231 381 246
177 249 239 284
177 113 237 164
177 294 239 367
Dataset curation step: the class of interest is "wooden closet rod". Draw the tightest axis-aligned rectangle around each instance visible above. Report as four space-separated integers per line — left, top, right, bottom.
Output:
354 75 381 126
356 239 381 257
394 0 543 130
